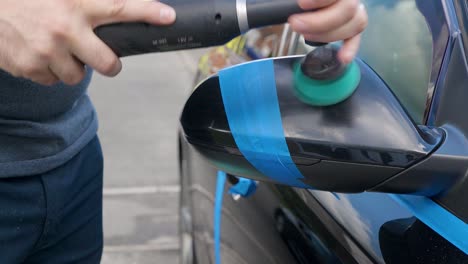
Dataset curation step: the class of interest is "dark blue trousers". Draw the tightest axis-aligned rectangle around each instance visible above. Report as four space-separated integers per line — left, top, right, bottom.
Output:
0 137 104 264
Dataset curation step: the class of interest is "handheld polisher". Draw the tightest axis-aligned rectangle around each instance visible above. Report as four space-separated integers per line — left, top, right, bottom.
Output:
95 0 360 106
293 45 361 106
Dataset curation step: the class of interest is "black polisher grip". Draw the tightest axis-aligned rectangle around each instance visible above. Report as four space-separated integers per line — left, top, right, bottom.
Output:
95 0 239 57
246 0 304 28
95 0 325 57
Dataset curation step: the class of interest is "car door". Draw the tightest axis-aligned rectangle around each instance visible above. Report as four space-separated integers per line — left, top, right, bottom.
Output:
289 0 468 262
180 0 468 263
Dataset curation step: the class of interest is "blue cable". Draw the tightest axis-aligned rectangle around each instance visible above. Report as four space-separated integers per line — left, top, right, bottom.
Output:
214 171 227 264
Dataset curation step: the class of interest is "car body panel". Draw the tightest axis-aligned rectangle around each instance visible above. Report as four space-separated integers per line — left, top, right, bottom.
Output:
178 0 468 263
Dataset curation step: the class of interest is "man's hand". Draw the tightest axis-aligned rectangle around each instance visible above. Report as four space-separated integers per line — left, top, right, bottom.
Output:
0 0 176 85
289 0 368 64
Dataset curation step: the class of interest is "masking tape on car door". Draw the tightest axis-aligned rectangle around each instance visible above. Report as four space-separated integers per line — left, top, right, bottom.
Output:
390 194 468 254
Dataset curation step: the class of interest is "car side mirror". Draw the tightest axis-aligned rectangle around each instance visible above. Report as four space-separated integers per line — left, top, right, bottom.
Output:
180 55 468 196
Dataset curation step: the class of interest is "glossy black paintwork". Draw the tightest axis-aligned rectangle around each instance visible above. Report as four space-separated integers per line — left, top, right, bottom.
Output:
179 138 365 263
371 125 468 198
379 218 468 263
178 1 468 264
273 58 442 168
180 135 468 263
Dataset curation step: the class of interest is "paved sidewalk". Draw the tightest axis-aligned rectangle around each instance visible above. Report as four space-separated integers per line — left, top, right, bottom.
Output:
89 50 206 263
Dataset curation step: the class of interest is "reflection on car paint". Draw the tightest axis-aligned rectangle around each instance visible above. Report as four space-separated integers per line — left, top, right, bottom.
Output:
269 185 363 263
310 191 413 263
274 207 342 264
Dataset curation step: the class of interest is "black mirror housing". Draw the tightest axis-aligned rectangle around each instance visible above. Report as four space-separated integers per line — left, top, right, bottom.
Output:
180 56 465 196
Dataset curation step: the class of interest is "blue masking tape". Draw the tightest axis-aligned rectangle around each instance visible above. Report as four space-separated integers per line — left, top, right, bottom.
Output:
390 194 468 254
218 59 309 188
214 171 227 264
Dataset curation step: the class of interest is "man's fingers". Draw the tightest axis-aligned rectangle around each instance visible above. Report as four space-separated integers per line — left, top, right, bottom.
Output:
15 53 60 85
339 34 361 64
83 0 176 27
70 31 122 76
49 52 86 85
302 5 367 43
29 69 60 86
303 32 362 64
290 0 359 34
297 0 337 10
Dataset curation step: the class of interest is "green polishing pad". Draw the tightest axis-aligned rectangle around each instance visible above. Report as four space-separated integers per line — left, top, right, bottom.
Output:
293 60 361 106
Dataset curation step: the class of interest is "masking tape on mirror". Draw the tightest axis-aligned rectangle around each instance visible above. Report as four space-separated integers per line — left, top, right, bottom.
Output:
218 59 311 188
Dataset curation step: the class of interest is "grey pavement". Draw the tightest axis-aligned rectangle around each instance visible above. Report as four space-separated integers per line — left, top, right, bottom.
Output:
89 50 207 264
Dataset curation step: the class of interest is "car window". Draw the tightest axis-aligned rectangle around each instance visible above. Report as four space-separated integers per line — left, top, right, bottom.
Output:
294 0 434 124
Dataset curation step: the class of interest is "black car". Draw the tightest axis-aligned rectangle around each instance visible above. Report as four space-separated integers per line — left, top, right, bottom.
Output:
178 0 468 263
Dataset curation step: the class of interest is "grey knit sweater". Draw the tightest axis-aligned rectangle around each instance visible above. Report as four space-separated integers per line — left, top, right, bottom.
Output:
0 68 98 177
